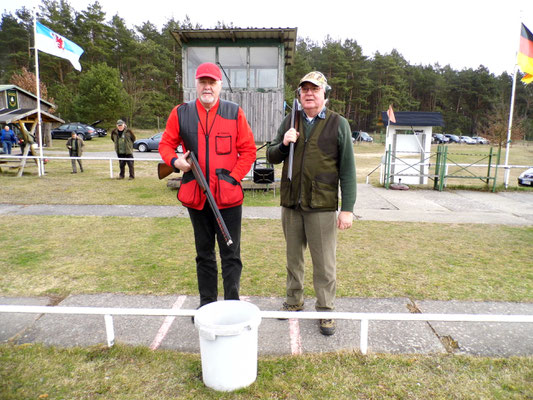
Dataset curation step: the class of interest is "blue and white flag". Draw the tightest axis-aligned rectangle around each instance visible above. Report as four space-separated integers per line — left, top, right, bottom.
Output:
35 21 84 71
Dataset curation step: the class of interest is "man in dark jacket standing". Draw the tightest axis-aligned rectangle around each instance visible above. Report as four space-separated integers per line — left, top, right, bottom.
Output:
66 132 84 173
111 120 136 179
267 71 356 336
159 62 256 310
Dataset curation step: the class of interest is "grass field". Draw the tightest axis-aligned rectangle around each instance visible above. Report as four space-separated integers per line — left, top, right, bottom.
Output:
0 134 532 399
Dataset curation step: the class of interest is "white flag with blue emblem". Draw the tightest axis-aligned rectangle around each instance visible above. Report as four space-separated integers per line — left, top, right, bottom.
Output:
35 21 84 71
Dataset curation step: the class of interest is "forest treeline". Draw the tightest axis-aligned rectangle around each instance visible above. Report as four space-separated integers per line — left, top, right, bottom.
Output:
1 0 532 141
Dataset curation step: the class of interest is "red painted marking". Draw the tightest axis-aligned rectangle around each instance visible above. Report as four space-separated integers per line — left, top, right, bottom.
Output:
149 295 186 350
289 318 302 355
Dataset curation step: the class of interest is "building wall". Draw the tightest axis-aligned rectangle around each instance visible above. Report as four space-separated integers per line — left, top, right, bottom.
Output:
183 89 285 143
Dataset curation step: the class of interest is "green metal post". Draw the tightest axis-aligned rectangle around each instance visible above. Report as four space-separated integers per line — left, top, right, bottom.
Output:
434 145 441 190
439 145 447 191
486 147 493 185
385 144 392 189
492 146 502 192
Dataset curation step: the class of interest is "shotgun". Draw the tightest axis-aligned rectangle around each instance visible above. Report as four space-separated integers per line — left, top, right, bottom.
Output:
157 154 233 247
158 162 175 179
287 98 299 181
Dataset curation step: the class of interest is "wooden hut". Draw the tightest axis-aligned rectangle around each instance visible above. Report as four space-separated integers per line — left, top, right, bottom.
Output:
170 28 297 143
0 84 63 147
0 84 63 175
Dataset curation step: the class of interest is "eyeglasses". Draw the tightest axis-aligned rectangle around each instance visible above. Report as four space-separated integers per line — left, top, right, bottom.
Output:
300 86 322 94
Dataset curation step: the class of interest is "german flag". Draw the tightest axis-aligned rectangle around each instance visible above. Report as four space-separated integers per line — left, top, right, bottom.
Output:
518 23 533 84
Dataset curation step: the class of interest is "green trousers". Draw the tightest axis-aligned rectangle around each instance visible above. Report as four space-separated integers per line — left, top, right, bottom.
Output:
281 206 337 311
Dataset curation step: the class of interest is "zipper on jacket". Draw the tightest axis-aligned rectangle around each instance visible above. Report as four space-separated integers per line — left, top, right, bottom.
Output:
204 110 210 185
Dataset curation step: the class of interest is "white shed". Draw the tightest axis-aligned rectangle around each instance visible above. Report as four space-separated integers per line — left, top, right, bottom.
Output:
380 111 444 185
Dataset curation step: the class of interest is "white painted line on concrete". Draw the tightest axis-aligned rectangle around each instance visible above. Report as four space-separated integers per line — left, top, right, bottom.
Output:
149 295 186 350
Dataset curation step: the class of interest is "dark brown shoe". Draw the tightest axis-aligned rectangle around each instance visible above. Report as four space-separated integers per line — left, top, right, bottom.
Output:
278 302 304 320
319 319 336 336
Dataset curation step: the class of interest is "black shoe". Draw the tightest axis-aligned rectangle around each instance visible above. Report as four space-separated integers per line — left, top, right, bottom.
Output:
319 319 336 336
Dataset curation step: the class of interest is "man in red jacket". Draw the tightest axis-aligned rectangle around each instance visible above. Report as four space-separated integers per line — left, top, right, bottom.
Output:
159 62 256 309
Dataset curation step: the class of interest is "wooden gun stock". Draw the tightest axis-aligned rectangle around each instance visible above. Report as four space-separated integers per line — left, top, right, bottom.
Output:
158 162 175 180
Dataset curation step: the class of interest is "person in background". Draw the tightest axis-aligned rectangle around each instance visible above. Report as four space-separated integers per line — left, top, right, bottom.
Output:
66 131 84 173
1 125 17 155
159 62 256 312
111 120 136 179
267 71 356 336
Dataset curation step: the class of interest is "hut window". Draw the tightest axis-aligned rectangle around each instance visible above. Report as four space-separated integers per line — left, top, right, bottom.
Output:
187 47 216 85
218 47 247 88
250 47 278 88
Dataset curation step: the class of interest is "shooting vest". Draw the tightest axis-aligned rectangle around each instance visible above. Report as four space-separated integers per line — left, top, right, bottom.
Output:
280 109 341 211
176 99 243 210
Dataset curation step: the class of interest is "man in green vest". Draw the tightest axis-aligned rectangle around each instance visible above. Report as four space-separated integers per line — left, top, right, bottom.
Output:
111 120 136 179
267 71 356 336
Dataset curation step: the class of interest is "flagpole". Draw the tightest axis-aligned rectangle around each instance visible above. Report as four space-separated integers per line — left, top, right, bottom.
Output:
503 17 523 190
33 7 44 177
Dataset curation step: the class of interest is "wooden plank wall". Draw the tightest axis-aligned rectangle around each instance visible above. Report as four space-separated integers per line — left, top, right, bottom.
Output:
184 89 285 143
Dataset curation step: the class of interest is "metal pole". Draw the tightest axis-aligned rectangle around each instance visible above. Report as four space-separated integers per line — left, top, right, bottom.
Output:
504 65 518 188
33 8 44 177
486 147 493 185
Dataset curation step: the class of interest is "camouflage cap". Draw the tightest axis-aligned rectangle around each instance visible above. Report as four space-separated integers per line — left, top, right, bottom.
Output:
299 71 328 88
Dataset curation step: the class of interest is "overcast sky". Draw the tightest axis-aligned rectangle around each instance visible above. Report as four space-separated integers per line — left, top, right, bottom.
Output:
5 0 533 76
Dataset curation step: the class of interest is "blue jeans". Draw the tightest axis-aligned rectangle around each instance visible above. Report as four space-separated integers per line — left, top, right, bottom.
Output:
2 142 12 155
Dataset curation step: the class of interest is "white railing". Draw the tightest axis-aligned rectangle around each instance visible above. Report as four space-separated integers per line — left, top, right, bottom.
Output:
1 305 531 354
0 154 160 178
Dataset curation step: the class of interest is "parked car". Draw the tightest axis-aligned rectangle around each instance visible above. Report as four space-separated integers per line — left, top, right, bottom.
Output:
90 120 107 137
472 136 489 144
460 136 477 144
432 133 449 144
51 122 99 140
352 131 373 142
134 132 163 152
444 134 461 143
134 132 183 153
518 168 533 187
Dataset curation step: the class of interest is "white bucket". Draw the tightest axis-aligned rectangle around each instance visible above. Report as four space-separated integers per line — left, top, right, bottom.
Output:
194 300 262 392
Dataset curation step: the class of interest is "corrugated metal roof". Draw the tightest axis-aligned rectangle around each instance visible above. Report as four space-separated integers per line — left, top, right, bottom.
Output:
0 108 64 124
170 28 298 65
381 111 445 127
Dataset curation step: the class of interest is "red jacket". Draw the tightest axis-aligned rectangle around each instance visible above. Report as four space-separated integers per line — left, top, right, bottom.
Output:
159 98 256 210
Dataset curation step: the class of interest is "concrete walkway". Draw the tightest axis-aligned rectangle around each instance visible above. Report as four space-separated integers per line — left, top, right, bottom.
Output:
1 185 532 356
0 184 532 225
1 294 532 357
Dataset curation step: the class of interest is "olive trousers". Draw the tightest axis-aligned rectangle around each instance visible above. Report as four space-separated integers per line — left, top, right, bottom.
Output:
281 207 337 311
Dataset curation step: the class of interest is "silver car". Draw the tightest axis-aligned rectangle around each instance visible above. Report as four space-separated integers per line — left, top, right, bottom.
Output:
518 168 533 187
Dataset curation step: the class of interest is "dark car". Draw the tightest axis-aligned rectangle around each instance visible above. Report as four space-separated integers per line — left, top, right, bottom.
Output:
51 122 99 140
134 132 163 152
444 134 461 143
90 120 107 137
518 168 533 187
432 133 449 144
352 131 373 142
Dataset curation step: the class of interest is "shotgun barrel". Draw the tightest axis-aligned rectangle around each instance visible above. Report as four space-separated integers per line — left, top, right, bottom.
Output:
157 155 233 246
287 98 298 181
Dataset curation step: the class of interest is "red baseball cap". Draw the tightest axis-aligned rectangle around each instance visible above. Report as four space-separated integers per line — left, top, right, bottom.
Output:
196 62 222 81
